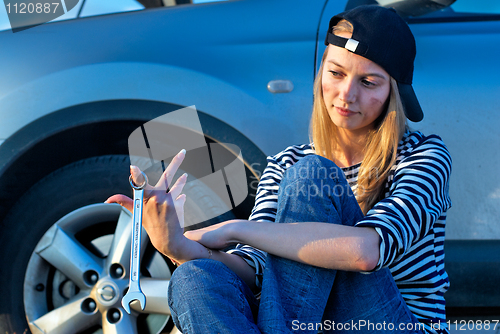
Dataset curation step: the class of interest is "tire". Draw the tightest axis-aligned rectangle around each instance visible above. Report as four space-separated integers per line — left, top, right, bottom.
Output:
0 155 234 334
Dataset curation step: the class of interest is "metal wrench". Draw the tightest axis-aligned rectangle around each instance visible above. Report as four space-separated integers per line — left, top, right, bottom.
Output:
121 171 148 314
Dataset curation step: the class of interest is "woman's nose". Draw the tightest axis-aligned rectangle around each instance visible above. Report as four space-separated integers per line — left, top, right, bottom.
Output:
339 79 356 104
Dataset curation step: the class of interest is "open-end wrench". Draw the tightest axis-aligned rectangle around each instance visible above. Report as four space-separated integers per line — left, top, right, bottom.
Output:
122 171 148 314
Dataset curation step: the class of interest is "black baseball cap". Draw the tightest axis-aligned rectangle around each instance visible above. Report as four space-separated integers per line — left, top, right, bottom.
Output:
325 5 423 122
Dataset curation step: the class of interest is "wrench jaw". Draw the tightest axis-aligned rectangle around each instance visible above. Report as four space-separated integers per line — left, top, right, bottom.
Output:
121 292 146 315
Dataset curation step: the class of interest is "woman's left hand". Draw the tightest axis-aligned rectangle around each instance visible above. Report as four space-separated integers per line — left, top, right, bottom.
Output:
184 220 239 250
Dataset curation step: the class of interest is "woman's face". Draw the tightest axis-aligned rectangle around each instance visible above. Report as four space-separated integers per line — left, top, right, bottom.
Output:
322 38 391 136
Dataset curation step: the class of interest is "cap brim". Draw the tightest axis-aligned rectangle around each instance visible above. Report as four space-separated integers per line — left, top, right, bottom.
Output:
398 82 424 122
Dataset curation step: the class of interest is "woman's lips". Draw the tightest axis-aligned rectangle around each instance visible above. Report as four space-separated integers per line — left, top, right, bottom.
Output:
335 106 357 117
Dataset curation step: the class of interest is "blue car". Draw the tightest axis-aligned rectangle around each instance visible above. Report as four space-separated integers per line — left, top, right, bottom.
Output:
0 0 499 333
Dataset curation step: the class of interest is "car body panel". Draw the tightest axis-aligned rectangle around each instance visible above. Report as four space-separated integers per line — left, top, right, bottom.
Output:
0 1 326 156
410 20 500 240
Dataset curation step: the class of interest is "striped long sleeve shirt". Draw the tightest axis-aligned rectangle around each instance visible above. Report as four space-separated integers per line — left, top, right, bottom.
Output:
227 131 452 334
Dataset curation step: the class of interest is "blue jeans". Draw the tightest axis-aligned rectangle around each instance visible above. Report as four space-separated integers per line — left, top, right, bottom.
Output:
168 155 423 334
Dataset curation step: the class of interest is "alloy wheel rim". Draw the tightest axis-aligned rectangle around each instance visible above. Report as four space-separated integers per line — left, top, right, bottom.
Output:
23 203 171 334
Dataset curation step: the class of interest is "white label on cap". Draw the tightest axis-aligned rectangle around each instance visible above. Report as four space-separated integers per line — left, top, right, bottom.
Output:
345 38 359 52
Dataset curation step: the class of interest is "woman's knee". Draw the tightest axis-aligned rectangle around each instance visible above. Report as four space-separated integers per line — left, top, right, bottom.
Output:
168 258 248 305
276 155 361 225
168 259 258 330
169 259 228 294
168 259 233 317
279 155 351 202
282 155 347 187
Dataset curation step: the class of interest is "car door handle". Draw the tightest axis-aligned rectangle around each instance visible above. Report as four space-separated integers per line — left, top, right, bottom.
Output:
267 80 294 93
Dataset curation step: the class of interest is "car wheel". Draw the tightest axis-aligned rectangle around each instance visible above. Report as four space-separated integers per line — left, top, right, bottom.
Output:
0 155 234 334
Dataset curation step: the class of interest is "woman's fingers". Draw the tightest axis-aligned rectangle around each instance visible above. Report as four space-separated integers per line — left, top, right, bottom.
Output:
173 193 187 228
130 165 146 186
105 194 134 212
183 221 234 250
154 149 186 191
148 173 187 226
169 172 188 200
130 165 157 190
129 149 187 196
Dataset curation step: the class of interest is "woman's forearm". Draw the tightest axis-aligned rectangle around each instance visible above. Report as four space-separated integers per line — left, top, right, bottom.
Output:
168 237 258 290
181 219 381 287
230 220 380 272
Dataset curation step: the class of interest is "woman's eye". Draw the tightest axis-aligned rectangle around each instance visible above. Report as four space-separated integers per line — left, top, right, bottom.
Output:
329 70 341 77
362 79 376 87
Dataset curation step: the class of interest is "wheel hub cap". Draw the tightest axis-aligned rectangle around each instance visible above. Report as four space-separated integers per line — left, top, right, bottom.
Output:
95 280 120 306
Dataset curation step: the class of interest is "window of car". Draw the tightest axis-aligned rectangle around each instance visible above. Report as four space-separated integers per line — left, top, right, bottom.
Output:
0 0 227 32
80 0 226 17
347 0 500 22
78 0 144 18
0 0 145 32
406 0 500 23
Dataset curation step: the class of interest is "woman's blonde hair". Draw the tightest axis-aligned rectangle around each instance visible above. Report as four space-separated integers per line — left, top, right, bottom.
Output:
310 20 407 214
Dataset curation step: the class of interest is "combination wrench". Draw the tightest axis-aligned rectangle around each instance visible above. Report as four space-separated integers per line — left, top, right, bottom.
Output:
121 171 148 314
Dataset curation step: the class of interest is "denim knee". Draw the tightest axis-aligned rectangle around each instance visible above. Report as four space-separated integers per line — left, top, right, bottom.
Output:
279 155 353 202
168 259 254 313
168 259 226 300
167 259 227 330
282 155 348 186
275 155 362 226
168 259 259 333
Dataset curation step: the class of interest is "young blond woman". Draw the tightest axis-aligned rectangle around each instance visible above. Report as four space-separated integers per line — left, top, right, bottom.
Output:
108 5 452 334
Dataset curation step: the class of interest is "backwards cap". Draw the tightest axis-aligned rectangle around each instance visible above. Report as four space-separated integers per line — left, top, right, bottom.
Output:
325 5 423 122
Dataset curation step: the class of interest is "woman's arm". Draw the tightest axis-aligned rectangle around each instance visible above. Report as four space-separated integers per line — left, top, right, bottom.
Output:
185 220 380 272
107 192 260 290
354 135 452 270
168 236 259 290
106 151 259 290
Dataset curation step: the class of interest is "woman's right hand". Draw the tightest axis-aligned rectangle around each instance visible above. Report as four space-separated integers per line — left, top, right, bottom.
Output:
106 149 191 260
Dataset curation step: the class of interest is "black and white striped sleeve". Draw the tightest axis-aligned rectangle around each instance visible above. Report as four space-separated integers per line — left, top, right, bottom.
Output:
355 135 452 271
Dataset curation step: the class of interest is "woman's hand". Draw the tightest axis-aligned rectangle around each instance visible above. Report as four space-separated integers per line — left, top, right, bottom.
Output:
184 220 240 250
106 149 190 260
